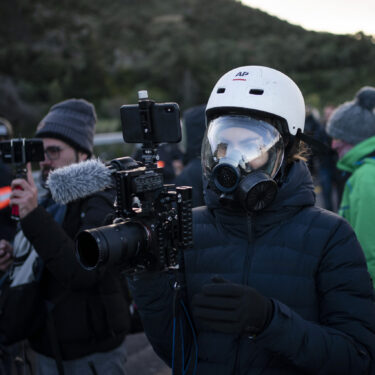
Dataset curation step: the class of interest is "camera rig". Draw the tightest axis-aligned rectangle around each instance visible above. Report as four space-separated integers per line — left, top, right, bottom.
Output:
76 91 193 274
0 138 45 220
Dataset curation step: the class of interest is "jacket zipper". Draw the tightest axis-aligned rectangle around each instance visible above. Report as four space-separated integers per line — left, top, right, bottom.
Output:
233 215 255 374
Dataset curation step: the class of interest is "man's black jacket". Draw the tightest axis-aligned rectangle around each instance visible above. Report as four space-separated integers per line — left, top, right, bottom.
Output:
20 190 131 360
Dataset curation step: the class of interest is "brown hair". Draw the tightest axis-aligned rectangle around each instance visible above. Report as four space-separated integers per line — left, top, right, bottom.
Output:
287 140 311 164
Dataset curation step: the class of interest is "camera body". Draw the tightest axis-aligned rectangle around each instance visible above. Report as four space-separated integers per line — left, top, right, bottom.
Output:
76 91 193 274
0 138 45 168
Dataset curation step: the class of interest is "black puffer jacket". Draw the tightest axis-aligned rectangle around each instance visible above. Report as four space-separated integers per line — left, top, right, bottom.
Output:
20 190 130 360
129 161 375 375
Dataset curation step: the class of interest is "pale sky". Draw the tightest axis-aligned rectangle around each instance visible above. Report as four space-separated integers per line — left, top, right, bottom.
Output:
241 0 375 36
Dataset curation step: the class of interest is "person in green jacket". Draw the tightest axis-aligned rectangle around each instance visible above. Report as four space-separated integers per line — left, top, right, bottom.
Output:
327 86 375 287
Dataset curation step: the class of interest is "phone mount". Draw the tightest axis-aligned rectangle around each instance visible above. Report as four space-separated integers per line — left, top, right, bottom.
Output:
137 90 160 168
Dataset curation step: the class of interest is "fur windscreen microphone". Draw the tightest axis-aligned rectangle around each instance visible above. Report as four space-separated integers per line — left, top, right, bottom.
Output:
47 159 113 204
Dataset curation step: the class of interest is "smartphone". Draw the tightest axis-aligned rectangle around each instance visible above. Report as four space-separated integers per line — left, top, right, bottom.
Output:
120 102 181 144
0 138 45 164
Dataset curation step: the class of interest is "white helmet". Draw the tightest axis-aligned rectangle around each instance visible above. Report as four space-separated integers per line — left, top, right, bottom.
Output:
206 66 305 135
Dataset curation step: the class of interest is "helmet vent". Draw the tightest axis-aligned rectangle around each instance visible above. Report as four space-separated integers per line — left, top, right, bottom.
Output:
217 88 226 94
249 89 264 95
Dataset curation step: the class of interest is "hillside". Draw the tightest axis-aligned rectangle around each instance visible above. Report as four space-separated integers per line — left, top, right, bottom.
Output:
0 0 374 135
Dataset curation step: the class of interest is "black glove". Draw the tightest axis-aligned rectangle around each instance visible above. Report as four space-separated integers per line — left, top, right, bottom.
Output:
192 277 274 335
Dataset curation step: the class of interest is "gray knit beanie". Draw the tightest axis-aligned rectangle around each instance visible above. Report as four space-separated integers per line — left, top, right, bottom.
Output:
327 86 375 145
35 98 96 156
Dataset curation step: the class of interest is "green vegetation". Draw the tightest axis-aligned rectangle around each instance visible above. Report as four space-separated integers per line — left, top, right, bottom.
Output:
1 0 374 136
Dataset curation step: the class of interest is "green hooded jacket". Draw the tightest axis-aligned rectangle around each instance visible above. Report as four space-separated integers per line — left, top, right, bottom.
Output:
337 135 375 287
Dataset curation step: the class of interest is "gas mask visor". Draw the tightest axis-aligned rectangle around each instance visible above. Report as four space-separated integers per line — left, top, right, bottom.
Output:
202 115 284 211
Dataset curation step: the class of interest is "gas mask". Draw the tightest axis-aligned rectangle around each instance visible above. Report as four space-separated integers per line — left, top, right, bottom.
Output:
202 115 284 212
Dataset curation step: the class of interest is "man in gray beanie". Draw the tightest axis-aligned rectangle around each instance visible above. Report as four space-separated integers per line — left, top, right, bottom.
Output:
35 98 96 186
36 99 96 155
327 86 375 287
1 99 130 374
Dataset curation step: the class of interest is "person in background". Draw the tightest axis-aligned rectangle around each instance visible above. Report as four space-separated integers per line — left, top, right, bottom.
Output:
2 99 130 374
327 86 375 288
174 104 206 207
0 117 17 271
303 105 321 176
127 66 375 374
321 105 348 211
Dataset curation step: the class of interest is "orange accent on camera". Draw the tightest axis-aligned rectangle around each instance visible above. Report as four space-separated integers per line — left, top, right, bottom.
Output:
157 160 165 168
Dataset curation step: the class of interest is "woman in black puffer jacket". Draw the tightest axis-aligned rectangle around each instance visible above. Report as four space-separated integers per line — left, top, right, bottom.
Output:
128 66 375 375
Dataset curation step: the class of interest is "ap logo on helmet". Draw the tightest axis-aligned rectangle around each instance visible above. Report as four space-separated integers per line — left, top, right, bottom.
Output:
233 72 249 81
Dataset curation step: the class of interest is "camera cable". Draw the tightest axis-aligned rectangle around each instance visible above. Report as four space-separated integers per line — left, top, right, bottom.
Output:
172 280 198 375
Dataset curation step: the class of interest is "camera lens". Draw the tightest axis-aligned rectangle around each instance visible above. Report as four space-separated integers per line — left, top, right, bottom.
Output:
76 231 103 269
76 221 148 271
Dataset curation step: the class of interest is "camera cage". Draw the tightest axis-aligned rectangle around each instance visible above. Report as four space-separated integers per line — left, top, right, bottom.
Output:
76 91 193 274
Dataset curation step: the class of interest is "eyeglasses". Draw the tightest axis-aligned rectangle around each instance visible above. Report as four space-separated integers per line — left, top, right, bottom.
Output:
44 146 67 160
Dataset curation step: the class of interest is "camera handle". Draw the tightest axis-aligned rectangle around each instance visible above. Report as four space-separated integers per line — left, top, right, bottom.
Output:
10 165 27 221
10 137 29 220
4 138 29 221
10 187 21 220
172 192 196 375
